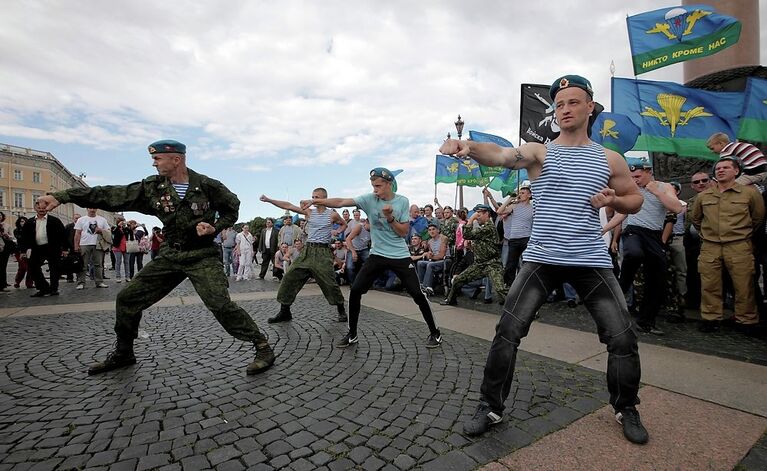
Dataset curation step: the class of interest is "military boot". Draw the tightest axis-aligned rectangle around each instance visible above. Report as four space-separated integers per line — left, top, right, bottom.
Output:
268 304 293 323
88 338 136 375
337 304 348 322
246 340 275 375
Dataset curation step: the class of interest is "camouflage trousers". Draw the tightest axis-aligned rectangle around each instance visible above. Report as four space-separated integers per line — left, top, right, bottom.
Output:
277 243 345 307
115 246 266 343
447 260 508 301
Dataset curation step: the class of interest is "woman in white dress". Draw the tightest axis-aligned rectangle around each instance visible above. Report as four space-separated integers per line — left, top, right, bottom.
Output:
235 225 255 281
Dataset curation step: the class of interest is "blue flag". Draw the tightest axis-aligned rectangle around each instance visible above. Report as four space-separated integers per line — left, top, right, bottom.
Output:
468 130 513 177
738 77 767 143
457 159 489 187
627 5 741 75
612 77 743 159
590 112 641 155
434 155 459 184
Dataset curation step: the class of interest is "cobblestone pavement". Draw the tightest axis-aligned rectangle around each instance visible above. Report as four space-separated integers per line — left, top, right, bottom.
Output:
0 295 610 471
426 293 767 367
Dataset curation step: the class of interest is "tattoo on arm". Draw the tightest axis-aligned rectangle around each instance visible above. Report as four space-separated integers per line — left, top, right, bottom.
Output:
513 149 523 163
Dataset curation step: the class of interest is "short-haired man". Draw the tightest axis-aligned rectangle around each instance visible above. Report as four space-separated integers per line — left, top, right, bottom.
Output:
74 208 111 290
37 139 275 376
440 204 507 306
344 209 371 284
260 190 348 323
691 157 765 334
707 132 767 185
416 223 448 295
496 185 533 287
440 75 648 444
307 168 443 348
19 201 67 297
609 163 683 335
684 171 712 309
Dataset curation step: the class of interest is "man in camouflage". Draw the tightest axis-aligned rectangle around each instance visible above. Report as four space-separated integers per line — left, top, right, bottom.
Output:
37 140 275 376
441 204 507 305
259 190 348 323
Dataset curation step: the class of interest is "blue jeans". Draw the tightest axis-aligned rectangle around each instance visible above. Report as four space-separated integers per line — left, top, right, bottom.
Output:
113 251 129 279
222 246 234 275
416 259 444 289
345 248 370 284
461 277 493 301
563 282 577 301
480 262 640 414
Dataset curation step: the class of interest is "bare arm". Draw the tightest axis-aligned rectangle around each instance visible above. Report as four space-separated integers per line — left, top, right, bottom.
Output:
646 182 684 214
260 195 307 216
439 139 545 176
593 150 643 214
74 229 82 251
331 211 347 235
432 235 448 261
345 223 362 257
497 196 515 216
307 197 357 209
661 220 673 244
601 212 626 234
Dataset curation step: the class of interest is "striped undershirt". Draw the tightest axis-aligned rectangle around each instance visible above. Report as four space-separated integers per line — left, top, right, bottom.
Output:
172 183 189 199
306 206 333 244
523 141 613 268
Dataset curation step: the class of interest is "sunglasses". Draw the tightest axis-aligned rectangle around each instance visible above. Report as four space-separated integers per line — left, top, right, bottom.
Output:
692 178 709 184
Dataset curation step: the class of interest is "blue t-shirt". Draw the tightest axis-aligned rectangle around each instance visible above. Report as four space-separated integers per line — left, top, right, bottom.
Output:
354 192 410 259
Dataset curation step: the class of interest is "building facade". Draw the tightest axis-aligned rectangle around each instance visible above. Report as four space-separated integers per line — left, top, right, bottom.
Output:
0 143 117 229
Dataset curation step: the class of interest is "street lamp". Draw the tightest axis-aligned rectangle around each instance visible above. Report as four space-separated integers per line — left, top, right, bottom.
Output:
455 115 465 208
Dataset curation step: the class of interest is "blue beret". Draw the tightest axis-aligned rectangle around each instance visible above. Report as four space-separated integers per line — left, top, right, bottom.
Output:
369 167 399 192
148 140 186 154
549 75 594 100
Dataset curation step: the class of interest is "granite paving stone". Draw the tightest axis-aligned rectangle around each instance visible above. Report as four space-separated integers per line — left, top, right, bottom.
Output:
0 288 634 470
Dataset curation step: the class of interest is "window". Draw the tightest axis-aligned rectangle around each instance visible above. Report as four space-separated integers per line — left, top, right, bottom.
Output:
32 193 42 205
13 169 22 181
33 171 41 183
0 167 4 179
0 191 4 207
13 192 23 208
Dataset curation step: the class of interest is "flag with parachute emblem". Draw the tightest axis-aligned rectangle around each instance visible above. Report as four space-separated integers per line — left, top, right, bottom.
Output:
738 77 767 143
456 159 489 187
612 77 743 159
590 112 641 155
468 130 512 177
627 4 741 75
435 155 459 184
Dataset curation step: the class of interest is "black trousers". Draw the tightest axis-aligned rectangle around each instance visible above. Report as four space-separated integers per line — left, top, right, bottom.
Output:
29 245 61 293
619 225 667 328
481 262 640 414
504 237 529 286
259 248 275 278
348 254 439 337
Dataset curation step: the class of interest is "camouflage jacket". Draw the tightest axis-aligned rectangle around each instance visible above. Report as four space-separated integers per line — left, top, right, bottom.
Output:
462 220 500 264
52 168 239 250
440 216 458 246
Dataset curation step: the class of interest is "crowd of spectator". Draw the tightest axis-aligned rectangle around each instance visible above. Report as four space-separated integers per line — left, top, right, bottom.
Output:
2 135 765 339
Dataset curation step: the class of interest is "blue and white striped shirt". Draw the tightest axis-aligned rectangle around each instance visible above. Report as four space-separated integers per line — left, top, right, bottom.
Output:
523 142 613 268
172 183 189 200
306 207 333 244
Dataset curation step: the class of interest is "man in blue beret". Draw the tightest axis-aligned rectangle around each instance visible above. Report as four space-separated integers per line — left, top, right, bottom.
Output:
440 203 506 305
304 167 443 348
37 140 275 376
440 75 650 444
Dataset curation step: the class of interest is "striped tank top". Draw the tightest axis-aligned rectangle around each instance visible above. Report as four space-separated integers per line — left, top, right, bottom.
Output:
523 141 612 268
306 207 333 244
508 203 533 239
625 186 666 231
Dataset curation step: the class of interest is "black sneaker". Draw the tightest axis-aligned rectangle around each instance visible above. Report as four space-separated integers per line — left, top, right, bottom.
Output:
268 310 292 324
439 298 457 306
337 305 348 323
336 333 358 348
88 348 137 375
638 324 664 336
463 403 502 436
615 407 649 444
426 332 442 348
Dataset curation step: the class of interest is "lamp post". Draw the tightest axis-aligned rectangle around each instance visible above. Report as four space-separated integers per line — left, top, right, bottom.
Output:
455 115 465 209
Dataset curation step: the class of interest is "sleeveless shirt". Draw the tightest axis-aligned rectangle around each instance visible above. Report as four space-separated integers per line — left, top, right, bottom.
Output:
306 207 333 244
523 142 612 268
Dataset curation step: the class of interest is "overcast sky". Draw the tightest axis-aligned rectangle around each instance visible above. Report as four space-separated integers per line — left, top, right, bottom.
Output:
1 0 764 227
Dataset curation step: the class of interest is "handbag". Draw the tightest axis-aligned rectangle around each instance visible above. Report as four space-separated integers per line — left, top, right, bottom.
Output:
126 239 140 254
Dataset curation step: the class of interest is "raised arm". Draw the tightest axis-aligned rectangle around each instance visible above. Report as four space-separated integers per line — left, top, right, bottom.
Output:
331 210 347 235
260 195 307 216
439 139 546 177
306 197 357 209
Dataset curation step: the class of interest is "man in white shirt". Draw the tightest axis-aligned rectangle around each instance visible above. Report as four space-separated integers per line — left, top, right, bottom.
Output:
74 208 111 289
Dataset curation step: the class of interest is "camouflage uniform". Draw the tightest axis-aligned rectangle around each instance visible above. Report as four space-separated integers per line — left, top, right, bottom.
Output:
445 220 507 302
276 245 344 307
440 216 458 247
52 168 268 344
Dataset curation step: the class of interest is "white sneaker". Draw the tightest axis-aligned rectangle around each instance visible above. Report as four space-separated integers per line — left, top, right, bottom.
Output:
76 284 85 290
235 276 242 281
96 283 108 288
116 278 122 283
126 278 131 282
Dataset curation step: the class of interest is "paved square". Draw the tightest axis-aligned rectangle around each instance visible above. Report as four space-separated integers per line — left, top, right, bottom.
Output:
0 295 612 470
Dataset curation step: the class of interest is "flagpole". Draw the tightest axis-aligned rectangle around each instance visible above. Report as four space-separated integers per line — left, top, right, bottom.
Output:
455 115 465 210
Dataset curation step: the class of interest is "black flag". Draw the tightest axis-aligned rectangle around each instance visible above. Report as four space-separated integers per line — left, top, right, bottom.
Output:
519 83 603 144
